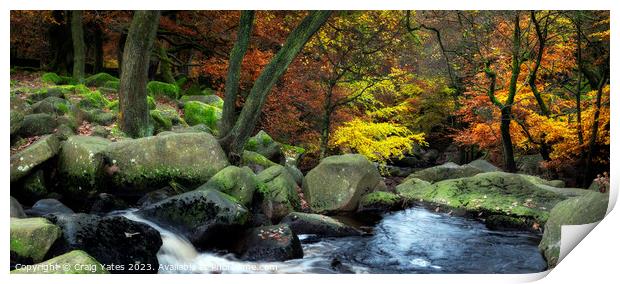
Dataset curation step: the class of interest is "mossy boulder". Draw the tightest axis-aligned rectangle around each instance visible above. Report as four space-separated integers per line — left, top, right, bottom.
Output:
57 136 111 198
11 250 109 274
41 72 74 85
245 130 284 164
400 171 569 224
31 97 71 116
10 217 62 264
17 113 58 137
358 191 401 211
241 150 278 172
282 144 305 167
280 212 362 237
82 109 116 125
236 224 303 262
257 165 302 222
14 169 48 203
303 154 383 213
10 134 60 182
84 72 118 87
147 81 180 99
517 154 545 176
137 189 250 249
98 132 229 193
25 199 75 217
406 162 483 183
395 177 432 201
179 94 224 108
539 192 609 267
183 101 222 133
30 86 71 102
199 166 257 207
150 105 185 133
44 214 161 273
103 80 120 91
10 111 24 135
78 91 110 109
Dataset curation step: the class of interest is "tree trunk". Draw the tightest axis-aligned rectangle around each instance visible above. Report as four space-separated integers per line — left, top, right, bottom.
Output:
220 11 255 138
500 108 517 172
158 43 176 84
584 76 607 186
71 11 86 81
118 11 161 138
499 12 521 173
220 11 331 164
117 32 127 76
319 104 333 159
93 25 104 73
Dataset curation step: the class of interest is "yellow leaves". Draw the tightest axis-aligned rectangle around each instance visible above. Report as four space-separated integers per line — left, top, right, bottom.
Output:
331 118 427 166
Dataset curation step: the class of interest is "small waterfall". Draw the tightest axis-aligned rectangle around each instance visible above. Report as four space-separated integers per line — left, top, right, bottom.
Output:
116 207 546 274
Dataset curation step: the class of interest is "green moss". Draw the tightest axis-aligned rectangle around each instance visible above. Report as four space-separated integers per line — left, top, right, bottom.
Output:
84 72 119 87
41 72 74 85
103 80 120 90
175 76 188 88
150 109 173 132
78 90 110 109
11 250 109 274
147 81 180 99
183 101 222 133
360 191 400 207
241 150 278 168
10 218 62 264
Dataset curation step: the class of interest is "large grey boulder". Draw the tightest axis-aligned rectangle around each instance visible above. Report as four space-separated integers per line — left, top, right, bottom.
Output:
539 192 609 268
303 154 383 213
57 135 111 198
256 165 302 222
199 166 257 207
10 134 60 182
17 113 58 137
10 197 26 218
10 217 62 265
98 132 229 193
236 224 303 261
25 199 74 217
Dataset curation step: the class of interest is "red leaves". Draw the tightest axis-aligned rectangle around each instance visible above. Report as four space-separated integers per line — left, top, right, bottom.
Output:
77 121 93 136
10 135 41 155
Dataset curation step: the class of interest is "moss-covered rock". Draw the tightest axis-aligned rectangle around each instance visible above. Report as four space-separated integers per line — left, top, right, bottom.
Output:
14 169 48 203
241 150 278 172
406 162 483 183
84 72 119 87
99 132 229 193
179 94 224 108
78 90 110 109
31 97 71 115
395 177 432 201
11 250 109 274
10 111 24 135
359 191 401 210
280 212 362 237
41 72 74 85
10 217 62 264
103 80 120 91
200 166 257 207
30 86 72 102
237 224 303 262
137 189 250 249
10 134 60 182
244 130 284 164
539 191 608 267
281 144 305 167
82 109 116 126
150 105 185 133
257 165 301 222
44 214 161 273
285 165 304 186
57 136 111 199
303 154 383 213
17 113 58 137
183 101 222 133
147 81 180 99
400 171 569 224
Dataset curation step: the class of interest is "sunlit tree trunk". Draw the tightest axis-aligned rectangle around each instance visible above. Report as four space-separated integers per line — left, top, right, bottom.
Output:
118 11 161 138
71 10 85 81
220 11 331 164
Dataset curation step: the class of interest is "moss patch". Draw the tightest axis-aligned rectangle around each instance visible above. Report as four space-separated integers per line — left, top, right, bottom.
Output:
147 81 180 99
84 72 119 87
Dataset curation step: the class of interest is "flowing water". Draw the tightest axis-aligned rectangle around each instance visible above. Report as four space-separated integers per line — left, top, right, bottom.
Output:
119 206 547 274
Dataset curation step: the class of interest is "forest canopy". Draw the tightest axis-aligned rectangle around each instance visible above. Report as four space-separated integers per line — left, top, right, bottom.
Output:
10 10 610 186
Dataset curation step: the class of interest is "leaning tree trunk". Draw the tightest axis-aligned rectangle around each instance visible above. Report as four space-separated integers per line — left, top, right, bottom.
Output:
584 75 607 186
220 11 331 164
118 11 161 138
71 11 86 81
220 11 255 138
